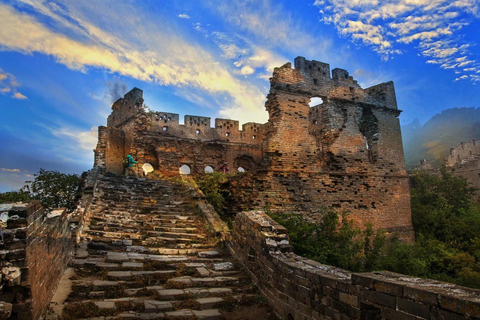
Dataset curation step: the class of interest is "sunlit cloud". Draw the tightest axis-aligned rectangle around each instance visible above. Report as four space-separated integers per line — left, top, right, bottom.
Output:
0 68 27 99
315 0 480 81
177 14 190 19
13 92 27 99
0 1 267 124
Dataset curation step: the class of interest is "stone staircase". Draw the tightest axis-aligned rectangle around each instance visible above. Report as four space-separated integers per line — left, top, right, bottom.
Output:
55 174 275 320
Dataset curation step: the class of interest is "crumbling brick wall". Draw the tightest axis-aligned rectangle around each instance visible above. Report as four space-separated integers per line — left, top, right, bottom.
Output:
94 57 413 239
0 202 73 319
228 210 480 320
444 139 480 201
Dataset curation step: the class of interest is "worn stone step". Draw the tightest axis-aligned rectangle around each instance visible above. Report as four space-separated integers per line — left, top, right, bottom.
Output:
154 287 232 300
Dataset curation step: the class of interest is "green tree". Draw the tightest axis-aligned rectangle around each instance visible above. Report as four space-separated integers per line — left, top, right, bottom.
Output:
0 189 31 203
27 168 80 212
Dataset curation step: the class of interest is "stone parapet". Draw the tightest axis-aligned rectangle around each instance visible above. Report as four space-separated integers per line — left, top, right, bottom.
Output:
228 210 480 320
0 202 73 319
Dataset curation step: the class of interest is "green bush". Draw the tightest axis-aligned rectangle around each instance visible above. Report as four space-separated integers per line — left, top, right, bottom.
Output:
268 210 386 272
195 172 232 224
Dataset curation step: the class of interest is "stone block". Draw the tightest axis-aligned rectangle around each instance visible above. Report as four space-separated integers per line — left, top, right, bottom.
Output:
397 298 431 319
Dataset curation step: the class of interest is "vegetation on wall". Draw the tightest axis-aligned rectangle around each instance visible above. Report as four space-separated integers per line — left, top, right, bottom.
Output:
0 168 80 213
269 169 480 289
194 172 233 223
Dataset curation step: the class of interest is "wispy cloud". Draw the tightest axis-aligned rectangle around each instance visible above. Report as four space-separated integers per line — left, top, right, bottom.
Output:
50 126 98 153
177 13 190 19
315 0 480 81
208 0 334 59
1 168 21 173
0 68 27 99
0 1 267 124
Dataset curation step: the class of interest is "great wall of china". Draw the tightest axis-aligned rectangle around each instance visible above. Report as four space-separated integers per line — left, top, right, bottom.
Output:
1 57 479 320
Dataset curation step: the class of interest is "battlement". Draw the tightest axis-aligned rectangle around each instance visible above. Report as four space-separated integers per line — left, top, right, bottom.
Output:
445 139 480 167
271 57 397 109
145 110 265 144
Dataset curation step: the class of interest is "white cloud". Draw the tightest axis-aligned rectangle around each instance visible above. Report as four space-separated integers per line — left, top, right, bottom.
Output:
0 1 267 124
316 0 480 81
455 75 469 81
51 126 98 152
177 14 190 19
235 65 255 75
219 44 247 59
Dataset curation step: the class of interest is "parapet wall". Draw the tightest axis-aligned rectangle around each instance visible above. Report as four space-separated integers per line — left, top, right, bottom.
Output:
228 210 480 320
0 202 73 319
444 139 480 202
445 139 480 168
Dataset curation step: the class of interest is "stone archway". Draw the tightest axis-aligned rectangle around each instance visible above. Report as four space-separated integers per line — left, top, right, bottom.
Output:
234 155 255 172
179 164 191 175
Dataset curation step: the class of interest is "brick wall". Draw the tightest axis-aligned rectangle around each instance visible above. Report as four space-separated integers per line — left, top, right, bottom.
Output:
0 202 73 319
228 210 480 320
95 57 413 238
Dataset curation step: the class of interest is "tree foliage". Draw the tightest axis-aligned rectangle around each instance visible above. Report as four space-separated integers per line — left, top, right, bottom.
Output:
195 172 231 220
268 210 386 272
0 168 81 213
28 169 81 212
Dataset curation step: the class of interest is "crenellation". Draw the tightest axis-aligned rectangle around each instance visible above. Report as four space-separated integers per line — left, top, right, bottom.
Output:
108 87 144 128
95 56 413 239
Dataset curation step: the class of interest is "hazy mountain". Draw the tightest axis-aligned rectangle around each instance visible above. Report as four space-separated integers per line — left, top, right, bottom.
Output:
402 107 480 168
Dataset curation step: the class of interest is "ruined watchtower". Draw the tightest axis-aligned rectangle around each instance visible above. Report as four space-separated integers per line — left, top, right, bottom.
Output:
94 56 413 240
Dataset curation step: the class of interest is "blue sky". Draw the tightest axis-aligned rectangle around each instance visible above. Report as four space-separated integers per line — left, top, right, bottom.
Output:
1 0 479 191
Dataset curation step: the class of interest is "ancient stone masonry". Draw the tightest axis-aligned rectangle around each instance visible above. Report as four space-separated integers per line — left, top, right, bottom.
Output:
0 202 73 319
229 210 480 320
444 139 480 201
95 56 413 239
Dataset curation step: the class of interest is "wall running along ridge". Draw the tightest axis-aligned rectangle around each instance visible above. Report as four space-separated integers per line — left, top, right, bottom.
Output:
227 210 480 320
94 56 413 240
444 139 480 202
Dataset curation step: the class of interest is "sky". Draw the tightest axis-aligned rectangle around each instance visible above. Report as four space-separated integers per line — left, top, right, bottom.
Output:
0 0 479 192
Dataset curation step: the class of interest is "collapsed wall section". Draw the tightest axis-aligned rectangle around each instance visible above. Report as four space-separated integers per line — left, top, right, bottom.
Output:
0 202 73 319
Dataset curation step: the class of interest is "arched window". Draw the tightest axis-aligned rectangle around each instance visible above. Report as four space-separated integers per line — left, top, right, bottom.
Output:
309 97 323 107
238 167 245 172
162 126 168 131
142 163 154 175
195 129 200 135
205 166 214 173
179 164 191 175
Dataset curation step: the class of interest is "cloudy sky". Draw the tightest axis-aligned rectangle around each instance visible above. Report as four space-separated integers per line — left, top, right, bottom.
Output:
1 0 479 191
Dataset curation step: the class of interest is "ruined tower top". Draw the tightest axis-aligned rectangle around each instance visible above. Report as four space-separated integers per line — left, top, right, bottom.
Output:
270 56 398 110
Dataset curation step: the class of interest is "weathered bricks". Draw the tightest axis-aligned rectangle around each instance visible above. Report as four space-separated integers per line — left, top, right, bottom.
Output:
229 210 480 320
96 57 414 240
0 202 73 320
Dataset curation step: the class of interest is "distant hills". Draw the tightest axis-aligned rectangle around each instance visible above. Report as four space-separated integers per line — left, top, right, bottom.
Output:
402 107 480 168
